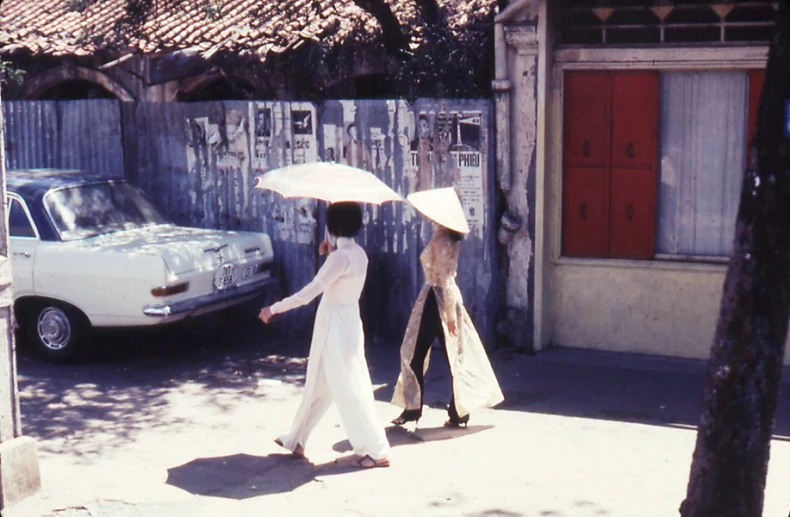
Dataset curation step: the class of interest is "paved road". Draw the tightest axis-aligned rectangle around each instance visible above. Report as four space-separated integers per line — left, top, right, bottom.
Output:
14 315 790 517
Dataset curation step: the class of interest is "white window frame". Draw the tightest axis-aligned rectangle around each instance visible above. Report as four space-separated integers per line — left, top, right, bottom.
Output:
6 194 40 240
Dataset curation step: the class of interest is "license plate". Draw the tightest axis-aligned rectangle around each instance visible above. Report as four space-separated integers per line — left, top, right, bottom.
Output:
214 264 238 290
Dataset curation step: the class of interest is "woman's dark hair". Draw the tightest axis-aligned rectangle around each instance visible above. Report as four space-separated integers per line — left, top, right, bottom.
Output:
447 229 464 242
327 202 363 237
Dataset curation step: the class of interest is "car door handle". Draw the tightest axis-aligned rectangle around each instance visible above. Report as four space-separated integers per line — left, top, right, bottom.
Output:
13 252 31 258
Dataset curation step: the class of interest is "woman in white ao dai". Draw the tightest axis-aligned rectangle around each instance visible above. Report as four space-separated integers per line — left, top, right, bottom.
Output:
259 202 390 468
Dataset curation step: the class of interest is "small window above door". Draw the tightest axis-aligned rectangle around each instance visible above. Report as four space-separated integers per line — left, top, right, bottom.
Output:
559 1 779 46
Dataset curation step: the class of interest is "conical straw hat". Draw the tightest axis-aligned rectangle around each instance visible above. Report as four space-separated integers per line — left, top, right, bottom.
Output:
407 187 470 234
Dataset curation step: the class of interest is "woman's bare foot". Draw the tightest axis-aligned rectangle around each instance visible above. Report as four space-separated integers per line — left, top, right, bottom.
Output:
274 438 305 458
352 454 390 468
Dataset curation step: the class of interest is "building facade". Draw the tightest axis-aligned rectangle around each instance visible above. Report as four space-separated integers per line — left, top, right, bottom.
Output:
495 0 783 361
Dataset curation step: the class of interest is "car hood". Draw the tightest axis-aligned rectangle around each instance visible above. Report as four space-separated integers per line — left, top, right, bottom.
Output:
81 224 270 275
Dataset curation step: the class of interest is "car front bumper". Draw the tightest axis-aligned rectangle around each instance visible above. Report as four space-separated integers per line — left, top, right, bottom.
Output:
142 276 279 318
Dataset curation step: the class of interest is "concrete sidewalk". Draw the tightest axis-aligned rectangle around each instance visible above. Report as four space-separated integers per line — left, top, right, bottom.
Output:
14 329 790 517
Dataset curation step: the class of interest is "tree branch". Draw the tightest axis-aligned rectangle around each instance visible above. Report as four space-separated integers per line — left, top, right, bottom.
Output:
351 0 410 58
414 0 440 26
121 0 185 30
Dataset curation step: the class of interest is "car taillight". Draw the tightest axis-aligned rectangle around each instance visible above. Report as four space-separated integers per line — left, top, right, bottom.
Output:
151 282 190 297
255 262 272 275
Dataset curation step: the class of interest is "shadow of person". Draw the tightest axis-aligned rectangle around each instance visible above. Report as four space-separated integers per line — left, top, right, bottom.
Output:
167 453 309 499
166 452 388 499
331 424 494 454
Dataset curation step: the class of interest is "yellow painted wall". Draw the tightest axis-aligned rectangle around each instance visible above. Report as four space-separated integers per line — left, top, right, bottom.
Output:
549 260 790 363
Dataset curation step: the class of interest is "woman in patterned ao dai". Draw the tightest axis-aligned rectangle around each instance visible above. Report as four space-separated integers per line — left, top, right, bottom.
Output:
259 202 390 469
391 188 503 427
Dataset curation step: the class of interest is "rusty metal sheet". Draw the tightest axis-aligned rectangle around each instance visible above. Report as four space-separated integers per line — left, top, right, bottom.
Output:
129 98 495 344
317 98 496 346
2 100 124 177
411 98 497 346
2 97 496 345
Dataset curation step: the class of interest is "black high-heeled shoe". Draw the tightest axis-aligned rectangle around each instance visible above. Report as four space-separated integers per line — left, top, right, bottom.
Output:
391 409 421 426
444 414 470 428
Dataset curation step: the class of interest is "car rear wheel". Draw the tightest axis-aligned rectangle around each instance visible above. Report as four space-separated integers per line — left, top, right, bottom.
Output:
23 302 90 363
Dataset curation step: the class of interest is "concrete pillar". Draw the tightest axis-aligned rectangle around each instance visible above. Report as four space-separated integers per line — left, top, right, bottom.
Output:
495 23 540 350
0 83 42 517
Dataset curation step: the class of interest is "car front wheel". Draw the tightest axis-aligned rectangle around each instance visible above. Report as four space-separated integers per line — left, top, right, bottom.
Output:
23 302 90 363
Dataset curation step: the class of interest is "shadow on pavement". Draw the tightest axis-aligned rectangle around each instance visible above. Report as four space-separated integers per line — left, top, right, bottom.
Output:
489 347 790 440
16 314 310 459
331 424 495 454
165 452 388 499
20 303 790 465
166 453 307 499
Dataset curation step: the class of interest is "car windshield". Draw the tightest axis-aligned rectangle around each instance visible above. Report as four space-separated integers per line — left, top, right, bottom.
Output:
44 182 170 241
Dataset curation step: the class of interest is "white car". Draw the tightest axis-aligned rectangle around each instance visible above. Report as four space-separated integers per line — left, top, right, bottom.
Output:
6 169 279 362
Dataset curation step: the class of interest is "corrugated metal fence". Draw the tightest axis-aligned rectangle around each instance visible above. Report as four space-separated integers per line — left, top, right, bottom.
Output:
3 100 125 177
3 98 497 347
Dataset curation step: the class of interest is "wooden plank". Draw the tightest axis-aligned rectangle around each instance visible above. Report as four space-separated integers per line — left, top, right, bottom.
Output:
608 168 657 259
610 72 658 170
555 46 769 69
608 72 659 259
563 72 611 169
562 167 609 257
562 72 611 258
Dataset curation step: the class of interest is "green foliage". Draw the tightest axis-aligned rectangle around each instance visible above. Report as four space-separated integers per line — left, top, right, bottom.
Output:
202 0 224 20
392 17 495 98
0 61 26 87
65 0 95 13
285 7 495 100
120 0 218 38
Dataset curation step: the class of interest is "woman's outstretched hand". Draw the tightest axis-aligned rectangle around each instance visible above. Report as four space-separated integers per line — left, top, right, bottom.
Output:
258 306 274 324
447 320 458 337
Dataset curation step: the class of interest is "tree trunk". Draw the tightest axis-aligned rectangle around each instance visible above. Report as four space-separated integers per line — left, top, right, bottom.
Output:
414 0 441 26
680 4 790 516
350 0 410 57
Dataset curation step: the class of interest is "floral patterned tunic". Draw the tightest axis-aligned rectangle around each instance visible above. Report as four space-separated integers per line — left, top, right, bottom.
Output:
391 229 504 418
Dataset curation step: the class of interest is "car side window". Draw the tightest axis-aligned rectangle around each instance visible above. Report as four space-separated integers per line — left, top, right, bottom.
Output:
8 199 36 238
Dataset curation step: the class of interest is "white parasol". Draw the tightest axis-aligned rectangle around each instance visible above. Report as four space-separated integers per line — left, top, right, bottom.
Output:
254 162 404 205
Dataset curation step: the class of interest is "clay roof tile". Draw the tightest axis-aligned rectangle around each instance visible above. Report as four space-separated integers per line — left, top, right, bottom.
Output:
0 0 495 57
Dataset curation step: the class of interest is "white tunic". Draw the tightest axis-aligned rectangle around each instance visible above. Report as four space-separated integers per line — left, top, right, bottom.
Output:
270 237 390 460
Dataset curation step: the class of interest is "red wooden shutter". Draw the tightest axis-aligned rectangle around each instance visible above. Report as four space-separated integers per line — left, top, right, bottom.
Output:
607 72 659 259
747 70 765 149
562 72 611 257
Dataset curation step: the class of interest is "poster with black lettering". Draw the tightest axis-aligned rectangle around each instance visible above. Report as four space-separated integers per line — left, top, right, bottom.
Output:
452 111 484 237
216 109 249 169
287 103 318 243
251 102 278 171
251 105 273 170
289 104 317 166
408 108 484 237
